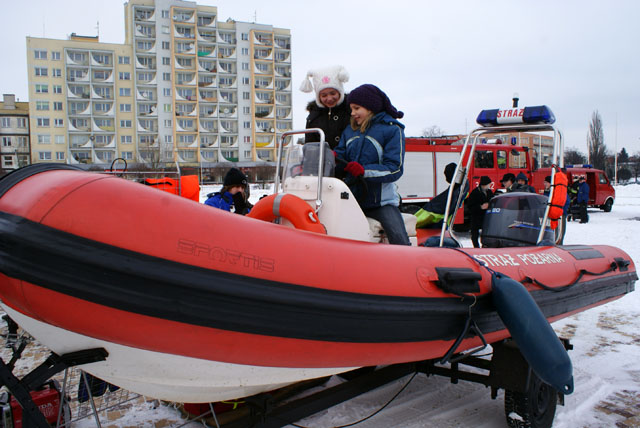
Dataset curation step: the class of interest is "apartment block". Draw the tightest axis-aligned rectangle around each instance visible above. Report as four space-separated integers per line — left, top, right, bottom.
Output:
25 0 292 168
0 94 30 173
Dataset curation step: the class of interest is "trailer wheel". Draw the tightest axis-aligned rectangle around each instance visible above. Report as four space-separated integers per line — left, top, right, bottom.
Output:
504 371 557 428
601 199 613 212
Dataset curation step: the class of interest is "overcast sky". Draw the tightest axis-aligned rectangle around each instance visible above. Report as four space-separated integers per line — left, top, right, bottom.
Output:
3 0 639 155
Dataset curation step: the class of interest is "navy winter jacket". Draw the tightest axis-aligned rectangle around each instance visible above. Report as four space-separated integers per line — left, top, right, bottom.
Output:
577 182 590 204
204 191 234 211
334 112 405 210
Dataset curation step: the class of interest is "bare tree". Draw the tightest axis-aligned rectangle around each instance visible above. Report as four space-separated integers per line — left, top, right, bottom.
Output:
564 148 587 165
587 110 607 170
422 125 445 137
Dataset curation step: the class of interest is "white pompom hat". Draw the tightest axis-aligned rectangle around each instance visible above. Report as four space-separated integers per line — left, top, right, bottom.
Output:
299 65 350 107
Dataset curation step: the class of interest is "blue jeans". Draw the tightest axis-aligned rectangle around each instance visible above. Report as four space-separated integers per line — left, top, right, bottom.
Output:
364 205 411 246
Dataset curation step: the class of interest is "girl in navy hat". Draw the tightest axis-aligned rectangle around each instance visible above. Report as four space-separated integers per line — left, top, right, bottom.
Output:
334 84 410 245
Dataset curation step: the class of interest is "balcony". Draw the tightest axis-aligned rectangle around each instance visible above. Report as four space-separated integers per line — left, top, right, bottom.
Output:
199 104 217 117
175 72 196 86
91 54 113 67
197 29 216 43
174 25 195 39
218 106 237 118
199 119 218 133
197 46 216 58
275 66 291 78
134 8 155 22
274 37 291 50
197 14 216 27
173 10 195 23
198 90 217 102
200 135 219 149
253 33 273 46
66 52 89 66
135 24 156 39
254 48 273 61
217 31 236 45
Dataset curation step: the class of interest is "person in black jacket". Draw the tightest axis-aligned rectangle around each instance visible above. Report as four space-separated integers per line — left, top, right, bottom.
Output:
300 65 351 148
466 176 494 248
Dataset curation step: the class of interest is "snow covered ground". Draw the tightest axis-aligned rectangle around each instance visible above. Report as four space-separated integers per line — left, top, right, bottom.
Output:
2 184 639 428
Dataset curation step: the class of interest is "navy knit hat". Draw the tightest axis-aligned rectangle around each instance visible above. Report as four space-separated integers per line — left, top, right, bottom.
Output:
223 168 248 187
347 84 404 119
516 172 528 183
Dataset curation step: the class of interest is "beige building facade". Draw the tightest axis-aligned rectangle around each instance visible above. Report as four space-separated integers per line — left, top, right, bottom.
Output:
25 0 292 169
0 94 30 173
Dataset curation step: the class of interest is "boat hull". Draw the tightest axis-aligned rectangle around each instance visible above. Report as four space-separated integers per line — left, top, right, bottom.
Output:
0 165 635 402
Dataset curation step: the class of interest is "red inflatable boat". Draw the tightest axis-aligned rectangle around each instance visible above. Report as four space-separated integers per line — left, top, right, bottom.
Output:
0 163 635 403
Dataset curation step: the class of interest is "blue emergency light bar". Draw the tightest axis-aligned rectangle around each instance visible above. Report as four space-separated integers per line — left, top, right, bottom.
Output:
476 105 556 126
566 164 593 168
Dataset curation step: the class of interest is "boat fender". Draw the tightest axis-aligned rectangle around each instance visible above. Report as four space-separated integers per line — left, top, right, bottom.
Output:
548 171 568 229
491 272 574 394
247 193 327 235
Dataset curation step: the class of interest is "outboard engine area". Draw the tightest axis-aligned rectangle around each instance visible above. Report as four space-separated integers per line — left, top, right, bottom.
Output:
481 192 555 247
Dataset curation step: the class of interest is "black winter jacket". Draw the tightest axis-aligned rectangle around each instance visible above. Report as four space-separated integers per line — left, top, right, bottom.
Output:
304 99 351 148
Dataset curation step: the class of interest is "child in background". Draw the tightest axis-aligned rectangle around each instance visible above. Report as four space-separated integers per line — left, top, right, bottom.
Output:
204 168 251 214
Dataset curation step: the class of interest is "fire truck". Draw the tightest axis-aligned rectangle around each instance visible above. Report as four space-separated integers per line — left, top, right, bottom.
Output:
397 105 615 225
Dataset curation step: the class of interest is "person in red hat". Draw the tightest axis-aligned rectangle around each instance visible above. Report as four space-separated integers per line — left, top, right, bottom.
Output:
334 84 409 245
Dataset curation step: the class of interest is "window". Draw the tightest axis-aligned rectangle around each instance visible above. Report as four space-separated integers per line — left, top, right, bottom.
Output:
164 104 172 112
163 88 171 96
162 41 170 50
243 121 250 129
241 33 248 41
163 72 171 81
244 150 251 157
242 62 249 70
243 107 251 115
37 135 51 144
119 72 131 80
1 118 10 128
94 102 111 112
119 88 131 96
120 135 132 144
164 119 172 127
36 101 49 111
118 56 130 64
242 77 249 85
120 120 132 128
1 137 11 146
52 68 62 77
35 84 48 93
241 48 249 55
119 103 132 112
39 151 52 161
51 51 61 60
16 118 27 128
161 25 169 34
137 41 152 50
54 119 64 127
35 67 48 76
162 57 170 65
36 117 50 127
34 49 47 59
164 135 172 143
53 102 63 111
161 10 169 18
243 92 250 100
122 151 133 160
53 85 62 94
56 152 65 160
55 135 65 144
